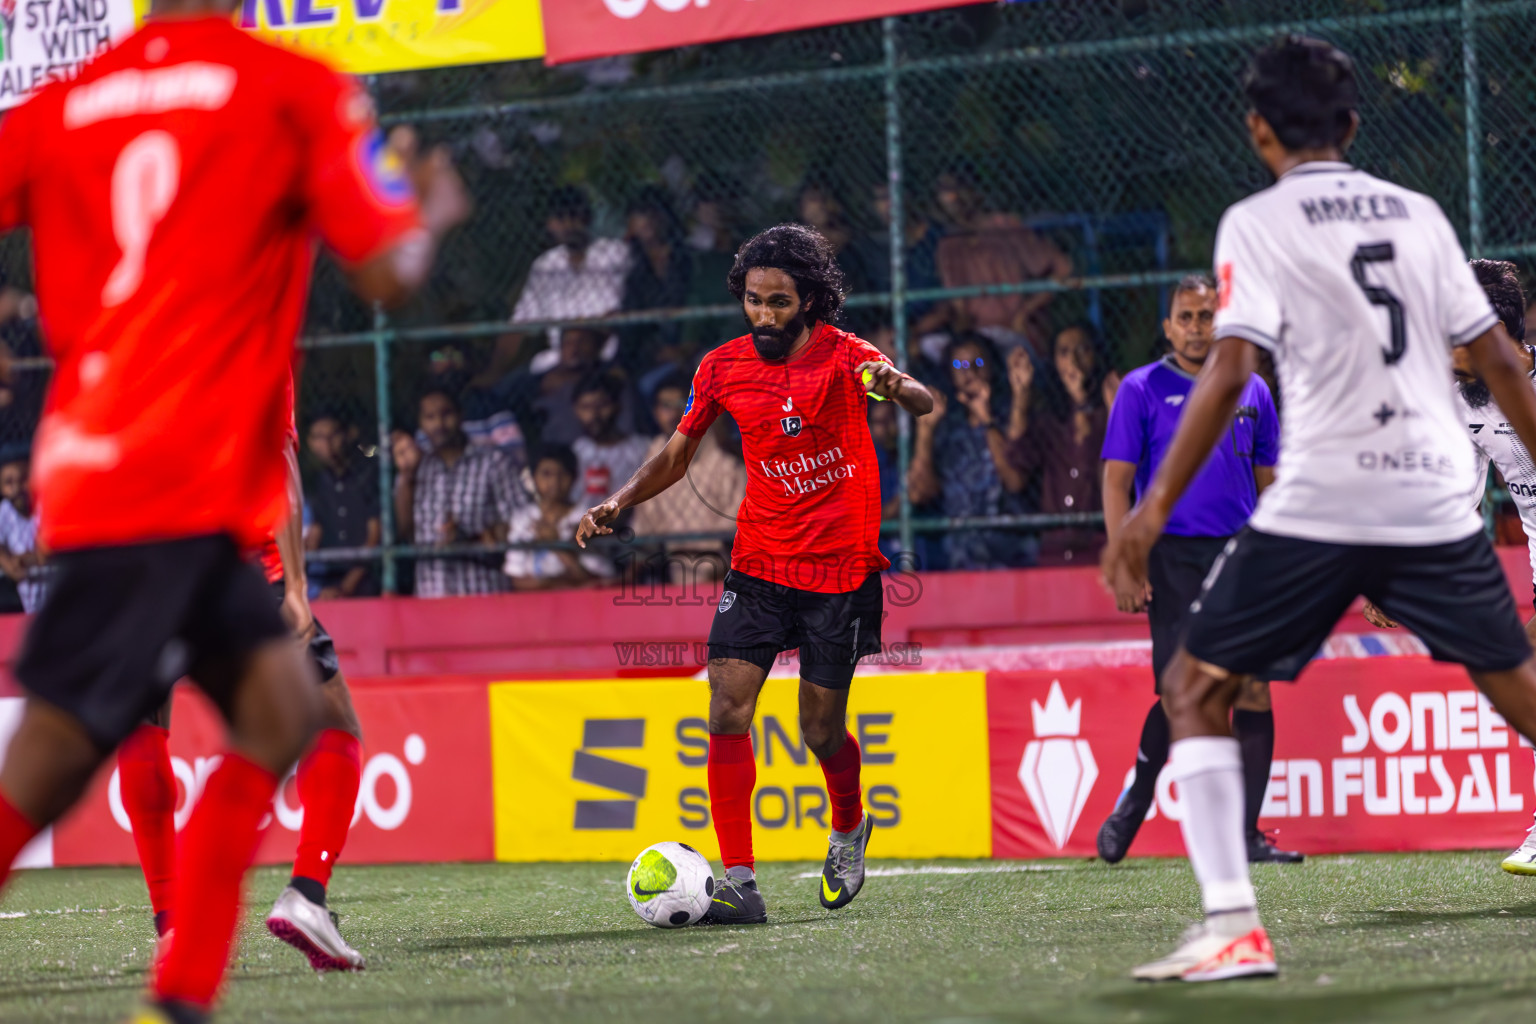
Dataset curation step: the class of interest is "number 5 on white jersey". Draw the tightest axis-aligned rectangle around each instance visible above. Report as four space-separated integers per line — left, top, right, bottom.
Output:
103 130 181 308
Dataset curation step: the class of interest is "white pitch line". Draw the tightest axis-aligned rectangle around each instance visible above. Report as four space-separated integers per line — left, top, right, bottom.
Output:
792 864 1068 880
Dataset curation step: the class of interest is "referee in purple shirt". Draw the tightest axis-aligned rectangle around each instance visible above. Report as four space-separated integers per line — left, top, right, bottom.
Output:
1094 274 1301 866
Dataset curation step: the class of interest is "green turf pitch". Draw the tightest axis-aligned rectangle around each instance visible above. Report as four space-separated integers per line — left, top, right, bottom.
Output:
1 854 1535 1022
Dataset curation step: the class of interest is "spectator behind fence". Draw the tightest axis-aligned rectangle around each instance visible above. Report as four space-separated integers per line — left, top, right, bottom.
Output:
571 373 651 510
853 182 948 337
1008 325 1112 565
304 413 381 599
427 344 528 475
393 390 521 598
798 178 872 300
504 443 615 589
908 333 1036 570
631 375 746 582
869 399 947 571
0 458 44 612
933 162 1073 359
621 186 693 384
511 327 636 446
471 185 630 391
681 171 744 351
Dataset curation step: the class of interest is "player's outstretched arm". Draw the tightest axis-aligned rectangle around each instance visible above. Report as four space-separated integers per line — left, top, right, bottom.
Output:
348 129 471 309
1470 324 1536 460
1100 335 1258 604
576 430 704 548
275 438 317 642
858 361 934 416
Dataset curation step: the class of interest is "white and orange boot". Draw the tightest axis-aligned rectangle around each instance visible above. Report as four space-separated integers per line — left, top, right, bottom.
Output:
1132 913 1277 982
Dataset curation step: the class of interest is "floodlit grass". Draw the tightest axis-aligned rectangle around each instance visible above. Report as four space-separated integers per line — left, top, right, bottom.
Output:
2 853 1536 1022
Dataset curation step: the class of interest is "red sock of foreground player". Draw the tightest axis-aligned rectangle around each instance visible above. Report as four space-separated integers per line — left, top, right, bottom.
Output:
118 724 178 927
292 730 361 892
818 732 864 834
155 753 276 1010
0 789 39 891
708 733 756 872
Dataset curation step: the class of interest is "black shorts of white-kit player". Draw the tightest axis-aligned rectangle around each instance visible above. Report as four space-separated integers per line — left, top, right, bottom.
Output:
268 579 341 683
1185 527 1532 681
1147 534 1232 689
708 569 883 688
15 535 291 752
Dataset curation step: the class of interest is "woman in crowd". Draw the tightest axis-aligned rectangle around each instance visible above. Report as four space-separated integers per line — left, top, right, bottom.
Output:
907 332 1035 569
1008 322 1114 565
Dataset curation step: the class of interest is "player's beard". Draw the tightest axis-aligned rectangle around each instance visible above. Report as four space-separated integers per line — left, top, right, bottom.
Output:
1457 376 1493 409
751 313 810 361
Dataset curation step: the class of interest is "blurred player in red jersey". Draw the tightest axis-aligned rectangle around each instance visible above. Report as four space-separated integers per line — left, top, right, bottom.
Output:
577 225 934 924
0 0 468 1015
118 383 372 972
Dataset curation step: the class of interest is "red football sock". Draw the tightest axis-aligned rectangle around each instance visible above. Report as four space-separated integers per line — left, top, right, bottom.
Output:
292 729 361 890
118 724 178 921
818 731 864 834
0 788 39 891
154 752 276 1009
707 733 756 872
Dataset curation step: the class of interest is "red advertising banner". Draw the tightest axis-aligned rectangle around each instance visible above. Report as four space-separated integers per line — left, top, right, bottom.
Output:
989 659 1536 860
49 678 494 868
540 0 990 66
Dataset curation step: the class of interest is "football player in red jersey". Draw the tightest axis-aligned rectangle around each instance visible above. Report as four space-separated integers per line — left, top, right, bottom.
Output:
578 224 934 923
0 0 467 1015
118 407 371 973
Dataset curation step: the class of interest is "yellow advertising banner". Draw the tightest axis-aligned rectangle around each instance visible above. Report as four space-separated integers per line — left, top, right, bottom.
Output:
489 673 992 863
239 0 543 75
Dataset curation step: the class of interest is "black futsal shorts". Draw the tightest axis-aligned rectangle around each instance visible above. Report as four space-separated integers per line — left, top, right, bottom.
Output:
707 569 883 689
268 579 340 683
1184 527 1531 682
15 535 290 751
1146 533 1232 691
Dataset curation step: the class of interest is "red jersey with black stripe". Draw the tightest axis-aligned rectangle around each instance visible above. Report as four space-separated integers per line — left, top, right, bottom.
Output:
0 17 419 552
678 323 891 594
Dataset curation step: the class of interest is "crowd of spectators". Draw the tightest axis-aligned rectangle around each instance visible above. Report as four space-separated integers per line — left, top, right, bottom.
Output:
0 163 1176 601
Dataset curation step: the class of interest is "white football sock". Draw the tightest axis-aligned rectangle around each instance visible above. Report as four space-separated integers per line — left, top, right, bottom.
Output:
1170 736 1256 919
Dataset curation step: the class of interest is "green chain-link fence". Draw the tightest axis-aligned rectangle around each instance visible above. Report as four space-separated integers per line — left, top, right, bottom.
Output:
3 0 1534 593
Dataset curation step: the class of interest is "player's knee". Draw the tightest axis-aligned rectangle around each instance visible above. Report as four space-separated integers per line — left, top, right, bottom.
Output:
318 675 363 740
800 712 843 762
708 693 755 735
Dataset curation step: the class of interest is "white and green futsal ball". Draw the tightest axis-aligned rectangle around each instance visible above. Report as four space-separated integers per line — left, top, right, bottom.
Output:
626 841 714 928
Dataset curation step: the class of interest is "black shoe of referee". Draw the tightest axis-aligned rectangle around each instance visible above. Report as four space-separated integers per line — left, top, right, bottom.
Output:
1248 830 1304 864
1097 792 1151 865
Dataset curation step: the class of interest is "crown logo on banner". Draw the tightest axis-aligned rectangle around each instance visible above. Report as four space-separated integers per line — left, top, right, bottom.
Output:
1019 680 1097 850
1030 680 1082 737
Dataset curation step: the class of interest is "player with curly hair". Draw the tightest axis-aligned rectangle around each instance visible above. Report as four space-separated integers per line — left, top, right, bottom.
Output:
578 223 934 924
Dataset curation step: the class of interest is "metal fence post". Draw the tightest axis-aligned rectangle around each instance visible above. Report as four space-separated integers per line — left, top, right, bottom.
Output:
1463 0 1484 256
373 304 398 594
883 15 916 570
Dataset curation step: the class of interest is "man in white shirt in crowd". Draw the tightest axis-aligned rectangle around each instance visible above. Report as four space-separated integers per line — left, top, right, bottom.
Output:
571 374 650 512
512 185 629 374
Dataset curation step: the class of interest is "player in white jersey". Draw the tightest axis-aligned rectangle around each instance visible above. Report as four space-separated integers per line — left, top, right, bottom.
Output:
1363 259 1536 873
1102 37 1536 982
